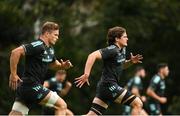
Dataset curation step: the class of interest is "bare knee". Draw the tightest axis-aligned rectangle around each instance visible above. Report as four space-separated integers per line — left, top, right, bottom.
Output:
55 98 67 110
9 110 23 116
131 97 143 109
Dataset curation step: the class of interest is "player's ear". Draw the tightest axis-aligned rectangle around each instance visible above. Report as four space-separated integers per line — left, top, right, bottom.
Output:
115 37 119 42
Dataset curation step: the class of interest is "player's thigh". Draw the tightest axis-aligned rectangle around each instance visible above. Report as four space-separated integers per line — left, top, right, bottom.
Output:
92 97 108 108
10 101 29 115
39 91 66 109
114 88 137 105
66 109 73 116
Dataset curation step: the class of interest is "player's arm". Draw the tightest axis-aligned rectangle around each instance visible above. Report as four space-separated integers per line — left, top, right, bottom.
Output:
75 50 102 88
123 53 143 69
60 81 72 97
146 87 167 104
131 87 140 97
43 81 50 88
50 59 73 70
9 46 24 90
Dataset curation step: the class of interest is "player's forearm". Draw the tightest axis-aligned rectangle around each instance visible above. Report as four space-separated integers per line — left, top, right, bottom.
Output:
84 53 97 77
131 87 140 97
60 87 70 96
147 88 161 102
50 60 64 70
10 49 21 75
123 60 133 69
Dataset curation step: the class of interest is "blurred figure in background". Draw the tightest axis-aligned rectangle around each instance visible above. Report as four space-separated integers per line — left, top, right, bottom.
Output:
42 70 73 115
123 66 148 115
146 63 169 115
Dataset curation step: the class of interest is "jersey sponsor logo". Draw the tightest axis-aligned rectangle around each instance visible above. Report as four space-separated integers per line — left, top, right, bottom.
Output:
160 82 165 89
42 57 53 62
117 58 126 63
31 41 43 47
44 50 48 54
50 48 54 54
42 50 53 63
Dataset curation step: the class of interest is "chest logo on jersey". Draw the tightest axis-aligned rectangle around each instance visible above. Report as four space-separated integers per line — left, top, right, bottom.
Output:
160 82 165 90
42 50 53 63
117 53 126 63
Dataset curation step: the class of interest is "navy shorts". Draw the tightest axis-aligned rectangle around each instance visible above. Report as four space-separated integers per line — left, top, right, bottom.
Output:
15 82 50 107
148 102 161 115
96 82 136 105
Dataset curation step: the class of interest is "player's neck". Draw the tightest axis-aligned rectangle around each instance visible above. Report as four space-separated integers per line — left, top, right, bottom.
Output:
158 72 165 79
39 35 50 47
114 43 122 49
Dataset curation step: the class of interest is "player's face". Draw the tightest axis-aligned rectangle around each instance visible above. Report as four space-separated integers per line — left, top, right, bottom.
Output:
118 32 128 47
140 69 146 78
163 66 169 77
47 30 59 45
56 74 66 82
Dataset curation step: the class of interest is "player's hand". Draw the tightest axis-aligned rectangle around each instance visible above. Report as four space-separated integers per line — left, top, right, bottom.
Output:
130 53 143 64
141 96 146 102
60 59 73 69
9 73 23 90
159 97 167 104
74 74 90 88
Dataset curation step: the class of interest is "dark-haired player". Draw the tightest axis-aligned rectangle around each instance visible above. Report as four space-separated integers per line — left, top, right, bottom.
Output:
146 63 169 115
75 26 144 115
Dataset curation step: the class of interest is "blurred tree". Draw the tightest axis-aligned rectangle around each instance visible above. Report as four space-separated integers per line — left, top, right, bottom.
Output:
0 0 180 114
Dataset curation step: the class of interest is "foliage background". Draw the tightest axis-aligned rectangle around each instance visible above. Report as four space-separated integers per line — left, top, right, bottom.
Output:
0 0 180 114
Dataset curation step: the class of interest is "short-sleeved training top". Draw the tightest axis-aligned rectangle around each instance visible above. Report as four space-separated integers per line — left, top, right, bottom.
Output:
22 39 56 84
99 44 126 83
46 77 63 93
126 76 143 95
148 74 166 102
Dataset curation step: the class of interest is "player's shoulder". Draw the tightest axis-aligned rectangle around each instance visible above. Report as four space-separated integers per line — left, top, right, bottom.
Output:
106 45 116 50
49 77 56 82
152 74 161 84
30 39 44 47
106 45 119 53
133 76 141 84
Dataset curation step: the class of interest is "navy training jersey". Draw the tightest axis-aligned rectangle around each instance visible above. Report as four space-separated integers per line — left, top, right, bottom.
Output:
126 76 143 95
46 77 63 93
22 39 56 84
148 74 166 103
99 44 126 83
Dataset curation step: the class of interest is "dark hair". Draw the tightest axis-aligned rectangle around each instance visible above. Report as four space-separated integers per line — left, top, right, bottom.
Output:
56 70 66 75
135 66 144 73
41 21 59 34
157 63 168 72
107 26 126 45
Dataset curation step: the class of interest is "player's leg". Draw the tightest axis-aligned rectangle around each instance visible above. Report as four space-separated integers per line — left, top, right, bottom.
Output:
9 101 29 116
114 88 143 115
87 97 108 116
130 97 143 115
148 103 161 115
39 91 67 115
66 109 73 116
